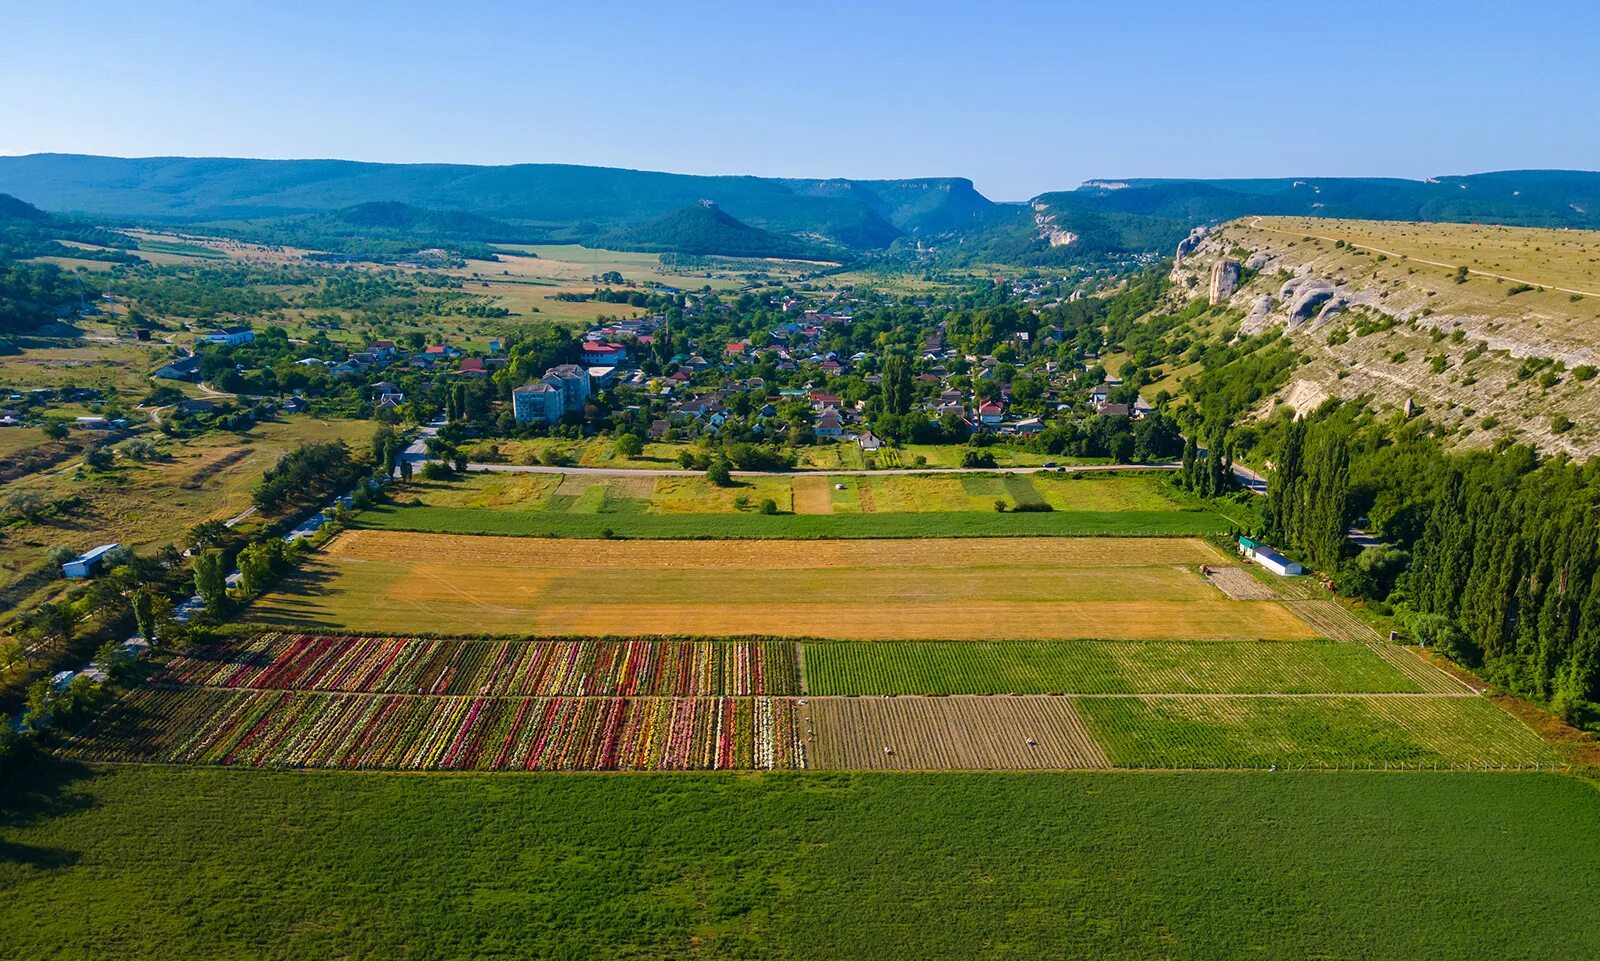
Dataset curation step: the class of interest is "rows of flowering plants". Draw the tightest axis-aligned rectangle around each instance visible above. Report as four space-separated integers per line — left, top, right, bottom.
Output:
158 634 801 696
64 687 808 771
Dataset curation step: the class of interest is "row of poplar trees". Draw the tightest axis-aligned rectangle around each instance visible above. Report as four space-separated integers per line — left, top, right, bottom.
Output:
1266 415 1600 713
1264 419 1351 571
1177 424 1234 497
1404 449 1600 711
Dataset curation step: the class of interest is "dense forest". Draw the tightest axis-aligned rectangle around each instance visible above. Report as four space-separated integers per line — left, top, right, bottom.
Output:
0 260 92 335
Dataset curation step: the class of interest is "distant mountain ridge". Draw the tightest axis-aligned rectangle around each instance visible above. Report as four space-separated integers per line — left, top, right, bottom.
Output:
0 154 1596 264
0 154 992 257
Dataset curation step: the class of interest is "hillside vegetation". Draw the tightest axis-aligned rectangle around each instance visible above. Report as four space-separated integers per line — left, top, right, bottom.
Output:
603 200 833 260
1168 217 1600 456
5 155 1600 265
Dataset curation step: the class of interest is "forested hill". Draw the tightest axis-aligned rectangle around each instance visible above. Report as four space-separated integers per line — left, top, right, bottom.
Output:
1063 171 1600 229
603 201 834 260
2 154 1597 265
0 154 992 254
0 192 137 261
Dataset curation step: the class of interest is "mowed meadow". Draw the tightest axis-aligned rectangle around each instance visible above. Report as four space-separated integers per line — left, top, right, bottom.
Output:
354 469 1246 538
244 530 1315 640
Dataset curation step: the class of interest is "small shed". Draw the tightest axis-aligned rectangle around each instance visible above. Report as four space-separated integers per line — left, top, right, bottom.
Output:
63 543 122 579
1239 536 1303 576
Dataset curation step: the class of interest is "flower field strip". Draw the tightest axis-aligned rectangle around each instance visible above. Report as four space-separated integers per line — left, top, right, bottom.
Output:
64 688 807 771
1076 695 1566 769
800 640 1433 696
157 634 800 697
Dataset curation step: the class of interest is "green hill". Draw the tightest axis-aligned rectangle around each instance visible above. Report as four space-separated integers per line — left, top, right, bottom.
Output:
0 192 137 261
0 154 976 253
604 200 831 260
3 155 1599 265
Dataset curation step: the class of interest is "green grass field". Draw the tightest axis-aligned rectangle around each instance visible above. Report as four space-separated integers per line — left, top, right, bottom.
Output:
353 503 1234 538
395 470 1209 520
1079 695 1561 769
800 640 1448 695
3 762 1598 960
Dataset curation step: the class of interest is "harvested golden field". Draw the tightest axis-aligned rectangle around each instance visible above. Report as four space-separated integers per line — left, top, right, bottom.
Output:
246 530 1319 641
790 475 835 515
804 695 1108 770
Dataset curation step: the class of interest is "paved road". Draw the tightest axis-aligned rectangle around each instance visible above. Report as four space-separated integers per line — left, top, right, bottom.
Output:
464 461 1182 479
1230 462 1267 494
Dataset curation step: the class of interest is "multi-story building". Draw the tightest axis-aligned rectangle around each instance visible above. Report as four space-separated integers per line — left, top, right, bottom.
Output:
512 364 592 423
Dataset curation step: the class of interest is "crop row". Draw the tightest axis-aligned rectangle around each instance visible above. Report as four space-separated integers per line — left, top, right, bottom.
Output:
67 687 806 771
158 634 800 696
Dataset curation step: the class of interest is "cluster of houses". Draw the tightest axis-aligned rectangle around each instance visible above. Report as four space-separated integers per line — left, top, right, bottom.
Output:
551 303 1158 446
0 387 113 429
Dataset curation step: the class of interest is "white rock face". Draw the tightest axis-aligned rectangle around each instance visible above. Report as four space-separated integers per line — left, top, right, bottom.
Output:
1209 260 1241 304
1175 226 1210 263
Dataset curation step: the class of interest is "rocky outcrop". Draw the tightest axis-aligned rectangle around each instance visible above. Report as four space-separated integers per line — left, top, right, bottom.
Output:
1279 275 1346 326
1175 226 1210 263
1209 260 1241 304
1238 294 1276 336
1031 203 1078 247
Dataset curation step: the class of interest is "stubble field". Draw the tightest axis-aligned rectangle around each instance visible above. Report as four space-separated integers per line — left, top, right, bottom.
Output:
245 530 1317 640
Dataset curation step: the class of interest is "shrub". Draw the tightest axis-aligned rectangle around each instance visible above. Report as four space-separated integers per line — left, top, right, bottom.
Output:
759 498 778 515
419 461 454 480
1403 611 1472 661
613 434 644 458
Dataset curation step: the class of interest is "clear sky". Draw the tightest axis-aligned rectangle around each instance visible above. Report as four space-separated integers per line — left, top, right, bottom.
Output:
2 0 1596 199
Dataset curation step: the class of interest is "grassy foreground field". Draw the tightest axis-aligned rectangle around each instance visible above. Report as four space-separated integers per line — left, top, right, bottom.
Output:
3 762 1599 960
247 531 1314 640
801 639 1468 695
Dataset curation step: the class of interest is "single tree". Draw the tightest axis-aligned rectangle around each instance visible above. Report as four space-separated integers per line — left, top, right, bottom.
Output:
614 434 644 459
193 550 228 608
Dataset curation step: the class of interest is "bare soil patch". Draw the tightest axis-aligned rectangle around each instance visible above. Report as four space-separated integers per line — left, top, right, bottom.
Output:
804 695 1108 770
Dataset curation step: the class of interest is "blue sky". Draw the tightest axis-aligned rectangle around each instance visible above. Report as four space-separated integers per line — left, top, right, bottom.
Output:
2 0 1596 199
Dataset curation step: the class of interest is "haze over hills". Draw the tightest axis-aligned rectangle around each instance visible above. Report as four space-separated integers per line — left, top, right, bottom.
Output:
0 153 1597 264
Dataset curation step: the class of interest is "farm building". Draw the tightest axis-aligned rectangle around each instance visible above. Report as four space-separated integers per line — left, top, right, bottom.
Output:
199 326 255 346
63 543 122 579
155 355 201 380
1239 537 1303 576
